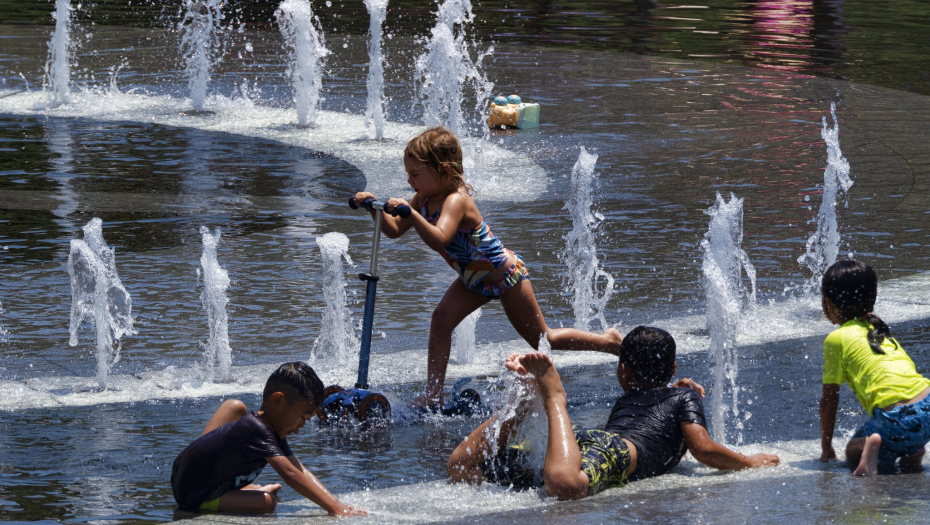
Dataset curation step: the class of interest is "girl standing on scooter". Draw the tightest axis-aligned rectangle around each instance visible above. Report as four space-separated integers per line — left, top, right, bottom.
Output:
353 127 623 410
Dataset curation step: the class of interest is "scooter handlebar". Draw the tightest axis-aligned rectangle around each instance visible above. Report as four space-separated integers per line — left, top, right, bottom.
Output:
348 197 412 219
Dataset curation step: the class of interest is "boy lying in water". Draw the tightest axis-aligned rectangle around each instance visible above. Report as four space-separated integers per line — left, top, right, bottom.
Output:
448 326 779 498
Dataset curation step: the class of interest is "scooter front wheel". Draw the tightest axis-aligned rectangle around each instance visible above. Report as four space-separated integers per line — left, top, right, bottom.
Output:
358 393 391 427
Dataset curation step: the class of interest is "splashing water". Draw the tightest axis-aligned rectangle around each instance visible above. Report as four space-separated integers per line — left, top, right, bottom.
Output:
363 0 388 140
537 332 551 356
68 218 136 389
452 308 481 364
311 233 358 371
483 369 549 486
199 227 232 382
179 0 224 111
798 103 853 291
0 300 9 344
560 147 615 332
702 192 757 445
276 0 329 127
415 0 493 137
45 0 74 108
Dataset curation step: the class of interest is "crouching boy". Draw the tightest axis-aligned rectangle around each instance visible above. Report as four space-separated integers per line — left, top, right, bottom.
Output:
171 362 366 516
448 326 779 499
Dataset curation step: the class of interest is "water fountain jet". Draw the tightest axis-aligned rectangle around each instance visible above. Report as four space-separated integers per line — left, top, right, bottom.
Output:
45 0 74 108
560 147 615 332
68 218 136 389
276 0 330 127
415 0 492 137
364 0 388 140
702 192 757 444
798 103 853 291
311 233 358 371
179 0 224 112
199 226 232 382
452 308 481 364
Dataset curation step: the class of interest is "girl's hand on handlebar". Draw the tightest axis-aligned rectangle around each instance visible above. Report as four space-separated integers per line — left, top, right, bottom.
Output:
354 192 376 207
386 197 411 214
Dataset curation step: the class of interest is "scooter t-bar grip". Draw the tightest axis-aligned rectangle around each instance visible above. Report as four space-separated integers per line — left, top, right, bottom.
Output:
348 197 411 219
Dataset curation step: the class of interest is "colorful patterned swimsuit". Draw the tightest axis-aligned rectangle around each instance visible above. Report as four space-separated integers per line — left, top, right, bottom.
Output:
421 198 529 298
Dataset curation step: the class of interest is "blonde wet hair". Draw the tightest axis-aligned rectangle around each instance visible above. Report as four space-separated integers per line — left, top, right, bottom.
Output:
404 127 474 196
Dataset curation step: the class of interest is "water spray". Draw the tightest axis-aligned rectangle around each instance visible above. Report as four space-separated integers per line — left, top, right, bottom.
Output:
67 218 136 389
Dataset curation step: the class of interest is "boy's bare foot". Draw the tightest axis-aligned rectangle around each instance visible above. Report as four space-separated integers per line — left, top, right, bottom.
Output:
852 434 881 476
518 353 565 400
604 328 623 356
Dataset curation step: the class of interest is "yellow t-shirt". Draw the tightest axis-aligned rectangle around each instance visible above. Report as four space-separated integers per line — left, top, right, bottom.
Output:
823 319 930 413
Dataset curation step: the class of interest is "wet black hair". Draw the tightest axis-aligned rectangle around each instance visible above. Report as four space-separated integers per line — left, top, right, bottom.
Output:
619 326 676 385
821 259 895 355
263 362 326 406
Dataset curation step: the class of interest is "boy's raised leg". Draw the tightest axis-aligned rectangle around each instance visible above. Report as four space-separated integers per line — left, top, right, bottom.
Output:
850 434 881 476
448 354 537 483
203 399 248 435
519 353 589 500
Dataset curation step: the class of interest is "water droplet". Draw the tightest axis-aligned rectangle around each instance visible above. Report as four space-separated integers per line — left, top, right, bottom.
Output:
804 195 810 201
326 0 331 5
342 43 348 48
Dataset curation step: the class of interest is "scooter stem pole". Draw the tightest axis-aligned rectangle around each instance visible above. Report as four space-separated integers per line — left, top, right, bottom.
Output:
356 208 383 389
369 208 382 278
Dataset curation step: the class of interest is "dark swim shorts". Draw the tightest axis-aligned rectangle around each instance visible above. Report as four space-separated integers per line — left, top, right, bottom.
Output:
480 427 631 495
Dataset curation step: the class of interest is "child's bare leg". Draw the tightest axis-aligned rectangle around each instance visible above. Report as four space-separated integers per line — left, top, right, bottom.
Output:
519 353 589 500
448 353 541 483
216 483 281 513
850 434 882 476
416 279 492 408
899 447 925 468
500 280 622 356
203 399 248 435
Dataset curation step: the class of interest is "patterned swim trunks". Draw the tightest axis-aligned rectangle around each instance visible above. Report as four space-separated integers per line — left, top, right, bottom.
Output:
853 395 930 466
480 427 631 495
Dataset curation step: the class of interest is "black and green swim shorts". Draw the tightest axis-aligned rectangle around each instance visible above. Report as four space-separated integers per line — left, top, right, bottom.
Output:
480 426 631 495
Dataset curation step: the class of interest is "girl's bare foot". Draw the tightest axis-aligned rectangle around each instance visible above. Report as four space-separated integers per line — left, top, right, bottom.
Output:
852 434 882 476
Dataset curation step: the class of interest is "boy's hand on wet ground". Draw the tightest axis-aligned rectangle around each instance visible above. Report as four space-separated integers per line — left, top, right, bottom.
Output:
747 453 780 468
331 504 368 517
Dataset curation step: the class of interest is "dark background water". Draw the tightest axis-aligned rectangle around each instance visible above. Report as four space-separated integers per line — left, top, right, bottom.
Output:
2 0 929 95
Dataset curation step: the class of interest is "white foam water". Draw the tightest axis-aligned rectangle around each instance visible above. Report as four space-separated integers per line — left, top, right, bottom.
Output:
311 232 358 372
701 192 757 444
560 147 614 332
0 91 547 202
198 226 232 383
797 102 853 291
44 0 73 108
363 0 388 140
452 307 481 365
4 266 930 410
178 0 224 111
276 0 330 127
67 218 137 389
